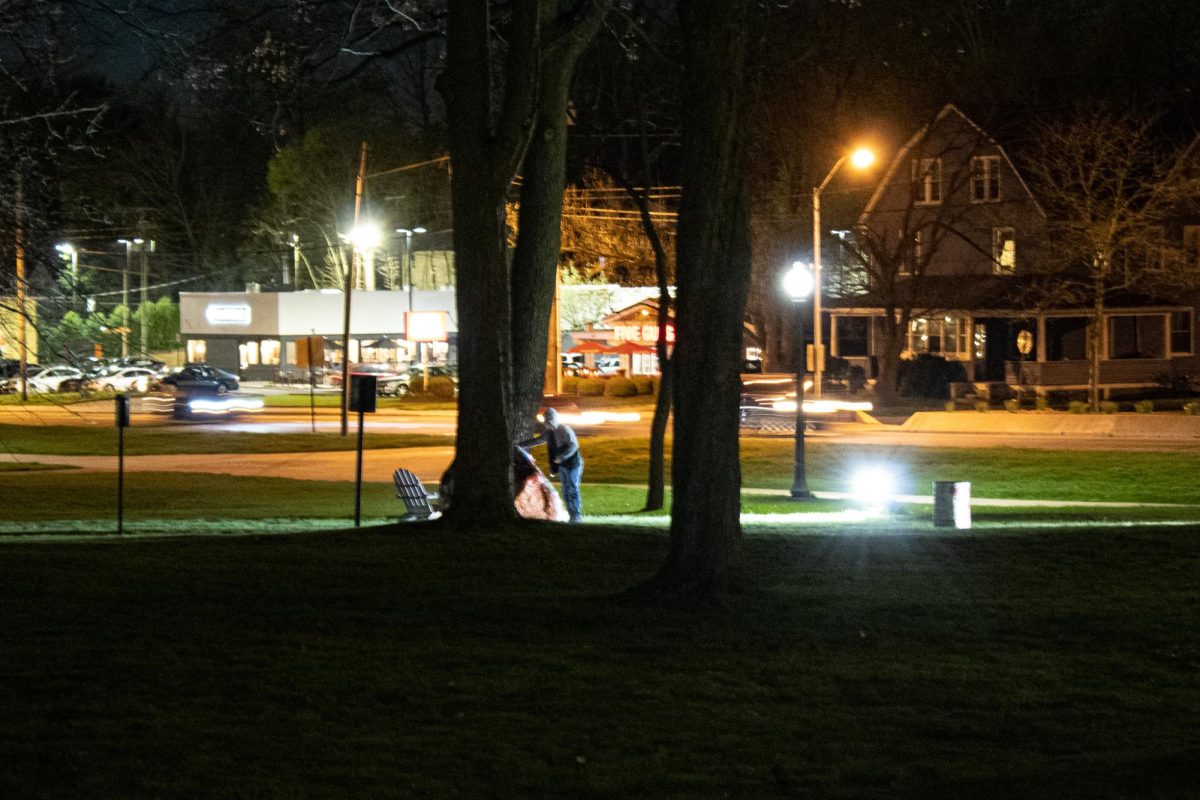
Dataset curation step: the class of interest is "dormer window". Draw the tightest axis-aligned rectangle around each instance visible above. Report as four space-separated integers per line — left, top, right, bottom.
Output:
971 155 1001 202
911 158 942 205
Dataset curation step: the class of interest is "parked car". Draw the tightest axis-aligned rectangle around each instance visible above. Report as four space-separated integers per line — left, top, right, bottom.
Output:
328 362 405 388
11 365 85 394
91 367 158 393
157 365 239 394
379 365 457 396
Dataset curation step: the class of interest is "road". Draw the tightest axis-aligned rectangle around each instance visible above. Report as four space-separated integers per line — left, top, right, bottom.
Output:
5 397 1200 457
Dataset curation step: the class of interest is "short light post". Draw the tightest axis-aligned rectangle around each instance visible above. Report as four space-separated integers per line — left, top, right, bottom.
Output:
783 261 815 500
812 146 875 398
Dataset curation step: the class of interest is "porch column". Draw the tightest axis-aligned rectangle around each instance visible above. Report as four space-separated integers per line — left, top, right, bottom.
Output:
1036 315 1046 362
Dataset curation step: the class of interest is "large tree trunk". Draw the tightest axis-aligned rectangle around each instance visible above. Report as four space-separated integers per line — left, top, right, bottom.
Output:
510 5 612 441
442 1 541 524
656 0 752 595
511 74 572 442
1089 275 1105 411
873 316 906 404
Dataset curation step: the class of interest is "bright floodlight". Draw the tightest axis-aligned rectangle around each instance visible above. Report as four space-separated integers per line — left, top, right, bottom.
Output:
55 242 76 255
782 261 814 301
850 466 895 509
850 147 876 170
349 223 383 250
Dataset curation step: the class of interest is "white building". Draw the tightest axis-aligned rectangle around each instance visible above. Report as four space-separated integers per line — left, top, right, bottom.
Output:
180 289 457 380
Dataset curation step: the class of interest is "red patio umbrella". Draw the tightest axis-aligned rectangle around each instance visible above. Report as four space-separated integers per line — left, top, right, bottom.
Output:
567 341 613 354
607 341 656 355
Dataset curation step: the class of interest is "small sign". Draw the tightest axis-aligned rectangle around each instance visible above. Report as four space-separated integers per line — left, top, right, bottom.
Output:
296 336 326 369
350 375 377 413
1016 329 1034 356
205 303 252 325
114 394 130 428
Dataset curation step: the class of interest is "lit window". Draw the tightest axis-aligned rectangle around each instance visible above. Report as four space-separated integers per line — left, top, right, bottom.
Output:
912 158 942 204
260 340 281 366
971 156 1001 202
186 339 207 363
993 228 1016 273
908 316 970 359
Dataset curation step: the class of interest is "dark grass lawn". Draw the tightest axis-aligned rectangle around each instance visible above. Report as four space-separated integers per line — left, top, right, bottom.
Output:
1 523 1198 799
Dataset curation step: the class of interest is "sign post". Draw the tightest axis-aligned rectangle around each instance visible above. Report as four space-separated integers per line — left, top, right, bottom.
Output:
349 374 377 526
115 393 130 534
296 334 325 433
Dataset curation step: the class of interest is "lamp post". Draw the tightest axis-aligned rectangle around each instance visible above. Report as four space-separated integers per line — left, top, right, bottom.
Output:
396 227 426 312
812 146 875 398
116 238 142 359
55 243 78 301
783 261 815 499
340 222 382 435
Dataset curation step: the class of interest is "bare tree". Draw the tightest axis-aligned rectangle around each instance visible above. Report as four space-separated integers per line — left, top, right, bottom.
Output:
1023 109 1200 409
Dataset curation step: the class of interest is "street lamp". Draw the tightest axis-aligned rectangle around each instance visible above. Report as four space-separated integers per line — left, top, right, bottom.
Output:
812 145 876 398
339 221 383 434
783 261 815 500
396 227 427 312
116 238 143 358
55 243 78 302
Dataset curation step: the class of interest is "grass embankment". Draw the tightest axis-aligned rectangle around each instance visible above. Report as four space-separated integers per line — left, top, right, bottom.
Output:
262 393 456 410
0 461 73 473
0 391 90 406
1 524 1197 798
0 424 452 456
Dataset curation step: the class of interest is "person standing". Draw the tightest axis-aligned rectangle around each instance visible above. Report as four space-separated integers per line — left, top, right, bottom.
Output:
537 407 584 522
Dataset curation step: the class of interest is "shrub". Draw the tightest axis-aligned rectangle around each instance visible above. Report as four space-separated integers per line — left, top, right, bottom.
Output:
631 375 654 395
974 400 990 413
1134 399 1155 414
1068 401 1089 414
1100 400 1119 414
898 354 969 399
943 400 957 412
578 377 606 396
562 376 581 394
649 376 661 396
1004 398 1020 412
1035 396 1050 411
1185 401 1200 416
428 376 457 399
604 376 638 397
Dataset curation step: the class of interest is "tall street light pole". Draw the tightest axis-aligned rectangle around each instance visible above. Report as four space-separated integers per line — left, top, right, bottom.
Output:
396 227 426 312
783 261 815 499
139 239 154 356
812 146 876 399
117 238 142 359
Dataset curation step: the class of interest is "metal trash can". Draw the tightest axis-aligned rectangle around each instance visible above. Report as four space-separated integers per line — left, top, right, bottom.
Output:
933 481 971 529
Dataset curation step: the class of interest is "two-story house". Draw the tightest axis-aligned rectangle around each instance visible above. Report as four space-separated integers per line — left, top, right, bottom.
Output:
826 104 1199 398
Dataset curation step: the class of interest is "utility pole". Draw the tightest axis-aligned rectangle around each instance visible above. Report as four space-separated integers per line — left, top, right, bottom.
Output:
340 141 368 436
139 235 150 356
15 175 27 402
291 234 302 289
117 238 140 358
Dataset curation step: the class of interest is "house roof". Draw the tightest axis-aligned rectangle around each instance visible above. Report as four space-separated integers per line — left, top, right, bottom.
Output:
858 104 1046 223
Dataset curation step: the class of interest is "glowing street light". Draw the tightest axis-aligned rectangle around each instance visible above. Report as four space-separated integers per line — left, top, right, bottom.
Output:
783 261 814 500
812 145 877 398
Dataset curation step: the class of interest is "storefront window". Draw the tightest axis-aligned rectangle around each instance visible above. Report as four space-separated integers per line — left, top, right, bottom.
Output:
260 340 281 366
186 339 207 363
239 341 260 369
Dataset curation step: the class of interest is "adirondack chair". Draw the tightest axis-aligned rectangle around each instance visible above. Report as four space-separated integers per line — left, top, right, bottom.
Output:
393 468 440 521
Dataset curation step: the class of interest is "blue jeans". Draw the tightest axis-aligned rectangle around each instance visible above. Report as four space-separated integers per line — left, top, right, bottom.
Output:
558 460 584 521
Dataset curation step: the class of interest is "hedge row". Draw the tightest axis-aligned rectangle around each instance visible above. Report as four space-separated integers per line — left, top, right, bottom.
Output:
561 375 659 396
